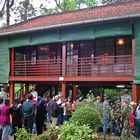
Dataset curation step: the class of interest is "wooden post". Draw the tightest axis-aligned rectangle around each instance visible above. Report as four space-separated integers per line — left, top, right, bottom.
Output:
62 43 66 76
132 38 135 75
73 85 77 101
132 84 140 103
25 83 29 97
9 81 14 105
11 48 15 76
61 82 66 98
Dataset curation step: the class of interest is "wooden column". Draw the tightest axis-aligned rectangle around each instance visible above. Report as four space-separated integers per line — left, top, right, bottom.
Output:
11 48 15 76
73 85 77 101
62 43 66 76
132 38 135 75
25 83 29 97
61 82 66 98
9 81 14 105
132 84 140 103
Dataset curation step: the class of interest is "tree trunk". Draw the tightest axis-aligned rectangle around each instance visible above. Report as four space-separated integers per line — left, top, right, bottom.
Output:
6 0 10 26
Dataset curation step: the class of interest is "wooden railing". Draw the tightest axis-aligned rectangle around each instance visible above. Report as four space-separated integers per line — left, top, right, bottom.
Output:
66 55 132 76
14 59 62 76
14 55 132 77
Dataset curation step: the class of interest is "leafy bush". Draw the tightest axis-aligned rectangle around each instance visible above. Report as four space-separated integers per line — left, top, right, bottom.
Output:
70 106 102 131
34 125 60 140
15 128 32 140
104 89 122 102
58 122 97 140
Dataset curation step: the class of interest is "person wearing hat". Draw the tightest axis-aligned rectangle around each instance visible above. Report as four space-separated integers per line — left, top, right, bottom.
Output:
121 89 132 108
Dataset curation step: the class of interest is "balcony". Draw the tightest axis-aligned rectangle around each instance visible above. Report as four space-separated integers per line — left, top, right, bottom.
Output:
14 55 132 77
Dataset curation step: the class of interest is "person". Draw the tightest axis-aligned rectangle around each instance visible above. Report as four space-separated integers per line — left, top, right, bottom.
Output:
95 96 103 133
47 95 59 125
63 97 72 121
0 98 3 140
30 86 38 102
0 99 10 140
35 99 47 135
95 96 103 114
121 100 132 138
103 96 111 136
56 92 64 126
22 94 35 133
0 87 8 102
135 101 140 138
111 100 121 136
121 89 131 108
9 97 22 140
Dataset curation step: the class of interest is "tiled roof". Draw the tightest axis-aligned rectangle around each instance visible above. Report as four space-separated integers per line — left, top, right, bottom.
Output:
1 1 140 33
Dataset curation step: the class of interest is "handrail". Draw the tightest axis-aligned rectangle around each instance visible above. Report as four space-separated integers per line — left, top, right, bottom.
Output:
15 85 25 98
13 55 132 77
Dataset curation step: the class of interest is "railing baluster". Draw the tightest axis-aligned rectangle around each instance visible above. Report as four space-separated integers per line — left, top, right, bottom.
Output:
13 55 132 77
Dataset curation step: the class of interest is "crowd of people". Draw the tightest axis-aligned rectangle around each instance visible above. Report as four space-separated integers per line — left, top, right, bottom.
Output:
0 86 77 140
0 86 140 140
96 89 140 139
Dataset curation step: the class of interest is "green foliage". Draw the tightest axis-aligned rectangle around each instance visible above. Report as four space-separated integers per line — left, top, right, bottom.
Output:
101 0 137 5
34 125 60 140
15 128 32 140
70 105 102 131
79 93 96 107
104 89 122 103
58 122 97 140
13 0 36 23
39 0 97 16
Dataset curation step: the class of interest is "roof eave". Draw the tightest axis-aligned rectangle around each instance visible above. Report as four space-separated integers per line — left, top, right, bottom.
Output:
0 13 140 37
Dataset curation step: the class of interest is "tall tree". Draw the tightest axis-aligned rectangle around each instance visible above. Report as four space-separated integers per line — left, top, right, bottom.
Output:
13 0 36 23
0 0 15 26
39 0 97 15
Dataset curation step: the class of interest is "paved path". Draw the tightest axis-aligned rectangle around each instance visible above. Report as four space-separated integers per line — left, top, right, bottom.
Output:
9 136 14 140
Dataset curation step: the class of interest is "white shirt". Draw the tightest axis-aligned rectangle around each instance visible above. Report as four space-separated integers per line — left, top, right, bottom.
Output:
136 106 140 119
121 94 132 105
0 91 8 99
31 90 38 102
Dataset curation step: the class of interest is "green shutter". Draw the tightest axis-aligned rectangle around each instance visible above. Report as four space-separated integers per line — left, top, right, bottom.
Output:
0 38 9 83
95 22 132 38
134 20 140 84
31 30 61 45
8 34 31 48
61 25 95 41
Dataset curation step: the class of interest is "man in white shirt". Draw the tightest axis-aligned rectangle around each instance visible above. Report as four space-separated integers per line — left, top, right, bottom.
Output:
121 89 132 108
30 86 38 102
0 87 8 100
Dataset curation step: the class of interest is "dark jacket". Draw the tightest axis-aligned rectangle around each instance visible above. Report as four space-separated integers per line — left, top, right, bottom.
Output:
47 100 58 117
22 100 35 118
9 104 22 126
36 104 46 123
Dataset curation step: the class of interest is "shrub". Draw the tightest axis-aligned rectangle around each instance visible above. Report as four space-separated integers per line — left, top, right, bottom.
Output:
58 122 97 140
70 106 102 131
15 128 32 140
34 125 60 140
